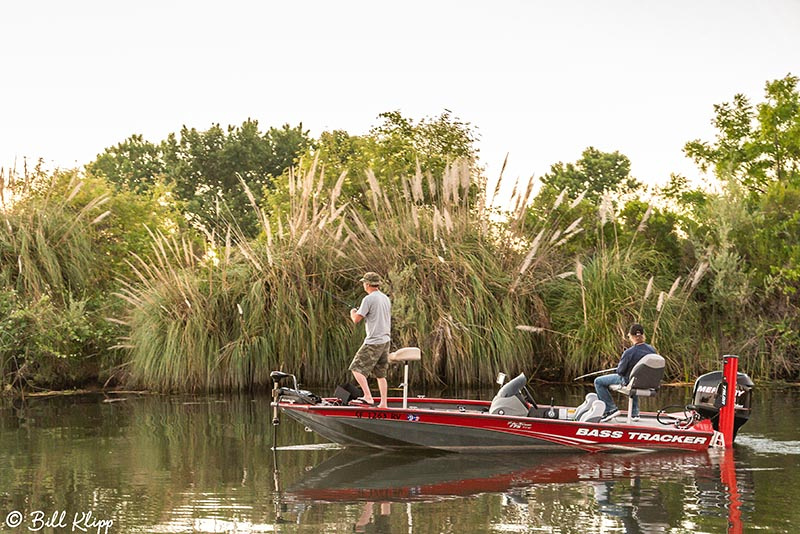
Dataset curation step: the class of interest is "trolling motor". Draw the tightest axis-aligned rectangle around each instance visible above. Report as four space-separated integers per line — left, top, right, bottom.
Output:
270 371 293 425
270 371 321 427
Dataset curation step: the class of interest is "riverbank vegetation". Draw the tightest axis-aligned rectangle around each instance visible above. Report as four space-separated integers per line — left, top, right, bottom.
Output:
2 74 799 393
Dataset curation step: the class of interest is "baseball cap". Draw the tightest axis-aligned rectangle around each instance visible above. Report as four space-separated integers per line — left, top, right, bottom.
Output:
359 272 382 286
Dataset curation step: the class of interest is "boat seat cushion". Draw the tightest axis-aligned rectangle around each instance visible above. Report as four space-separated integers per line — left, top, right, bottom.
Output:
579 399 606 423
388 347 421 363
611 353 665 397
573 392 598 421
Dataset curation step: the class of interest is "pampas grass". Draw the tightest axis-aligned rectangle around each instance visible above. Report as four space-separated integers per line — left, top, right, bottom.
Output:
120 161 556 391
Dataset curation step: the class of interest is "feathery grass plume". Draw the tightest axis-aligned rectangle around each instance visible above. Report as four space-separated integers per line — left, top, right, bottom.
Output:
510 176 536 232
576 258 588 326
624 204 654 260
636 205 653 233
510 229 545 292
598 192 613 227
442 162 457 204
563 216 583 236
330 170 347 209
690 261 709 290
644 276 654 301
667 276 681 298
656 291 666 312
569 190 586 210
552 188 567 211
120 158 555 390
637 275 655 318
443 207 454 234
365 169 383 211
489 154 508 207
555 228 583 247
412 160 424 202
515 325 545 333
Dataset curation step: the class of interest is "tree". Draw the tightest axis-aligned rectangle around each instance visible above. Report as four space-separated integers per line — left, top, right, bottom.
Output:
684 73 800 195
86 135 164 194
369 109 480 180
538 146 639 204
267 110 482 218
88 120 312 236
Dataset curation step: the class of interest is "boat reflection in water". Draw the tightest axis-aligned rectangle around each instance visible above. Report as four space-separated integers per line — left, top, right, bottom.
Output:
282 448 748 533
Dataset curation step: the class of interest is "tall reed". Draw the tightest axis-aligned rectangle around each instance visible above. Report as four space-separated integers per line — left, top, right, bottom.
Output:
539 214 704 381
121 161 583 391
0 169 110 388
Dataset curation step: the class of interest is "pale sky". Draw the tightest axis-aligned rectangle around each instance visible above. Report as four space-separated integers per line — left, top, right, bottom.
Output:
2 0 799 198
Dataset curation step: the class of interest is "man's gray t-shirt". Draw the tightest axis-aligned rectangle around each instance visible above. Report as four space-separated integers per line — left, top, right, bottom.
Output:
357 290 391 345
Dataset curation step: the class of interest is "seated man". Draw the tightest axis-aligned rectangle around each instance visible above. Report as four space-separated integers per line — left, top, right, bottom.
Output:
594 323 656 421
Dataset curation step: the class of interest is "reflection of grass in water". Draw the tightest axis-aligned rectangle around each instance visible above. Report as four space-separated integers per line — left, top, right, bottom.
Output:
0 395 337 531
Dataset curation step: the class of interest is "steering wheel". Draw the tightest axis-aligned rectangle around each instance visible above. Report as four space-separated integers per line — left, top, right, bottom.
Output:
521 385 538 409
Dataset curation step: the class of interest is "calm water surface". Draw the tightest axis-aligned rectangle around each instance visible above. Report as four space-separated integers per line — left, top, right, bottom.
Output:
1 384 798 533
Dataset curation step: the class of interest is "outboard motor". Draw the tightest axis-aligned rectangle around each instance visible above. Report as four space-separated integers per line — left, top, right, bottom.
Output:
490 373 535 416
690 370 754 438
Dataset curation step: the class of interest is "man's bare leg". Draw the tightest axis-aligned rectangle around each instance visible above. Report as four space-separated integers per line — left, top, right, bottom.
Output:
352 370 374 402
377 377 388 408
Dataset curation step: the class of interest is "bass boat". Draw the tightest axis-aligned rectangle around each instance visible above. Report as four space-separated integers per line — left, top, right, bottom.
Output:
270 350 753 453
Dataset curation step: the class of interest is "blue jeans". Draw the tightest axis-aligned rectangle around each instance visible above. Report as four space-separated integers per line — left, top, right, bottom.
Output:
594 374 639 417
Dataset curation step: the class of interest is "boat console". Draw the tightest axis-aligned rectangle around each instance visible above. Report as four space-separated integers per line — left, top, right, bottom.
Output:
490 374 606 422
489 373 536 416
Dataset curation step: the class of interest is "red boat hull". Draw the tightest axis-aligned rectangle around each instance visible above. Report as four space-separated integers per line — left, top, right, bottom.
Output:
276 397 717 453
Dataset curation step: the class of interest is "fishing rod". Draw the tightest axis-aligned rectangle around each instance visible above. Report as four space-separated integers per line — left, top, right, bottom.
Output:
303 273 361 310
318 285 356 309
573 368 617 381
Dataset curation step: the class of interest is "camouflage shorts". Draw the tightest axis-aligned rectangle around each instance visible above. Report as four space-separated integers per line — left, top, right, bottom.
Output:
348 342 390 378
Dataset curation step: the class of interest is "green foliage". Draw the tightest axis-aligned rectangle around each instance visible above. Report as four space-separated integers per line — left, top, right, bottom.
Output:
538 146 639 204
0 170 105 388
370 109 480 179
266 110 481 219
87 134 165 194
684 73 800 194
618 199 688 275
0 166 181 390
0 291 100 388
8 75 800 391
121 162 584 391
539 230 703 380
88 120 313 236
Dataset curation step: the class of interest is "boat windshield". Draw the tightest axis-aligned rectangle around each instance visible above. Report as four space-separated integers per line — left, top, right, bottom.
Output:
495 373 527 398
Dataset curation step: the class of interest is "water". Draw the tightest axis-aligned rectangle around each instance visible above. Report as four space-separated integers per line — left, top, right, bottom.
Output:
1 385 798 533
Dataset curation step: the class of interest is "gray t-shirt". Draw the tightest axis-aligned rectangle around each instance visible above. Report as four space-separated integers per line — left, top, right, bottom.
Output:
357 290 391 345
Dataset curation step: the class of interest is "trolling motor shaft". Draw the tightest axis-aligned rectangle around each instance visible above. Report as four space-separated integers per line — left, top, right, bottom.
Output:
271 371 294 426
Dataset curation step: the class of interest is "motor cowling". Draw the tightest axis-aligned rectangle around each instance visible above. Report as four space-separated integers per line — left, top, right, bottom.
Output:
691 370 754 438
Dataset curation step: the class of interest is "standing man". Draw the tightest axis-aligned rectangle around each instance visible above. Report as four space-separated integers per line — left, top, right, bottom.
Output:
349 272 391 409
594 323 657 422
